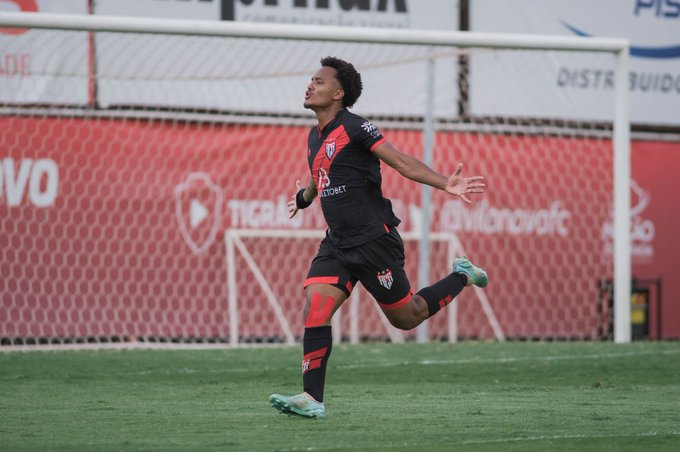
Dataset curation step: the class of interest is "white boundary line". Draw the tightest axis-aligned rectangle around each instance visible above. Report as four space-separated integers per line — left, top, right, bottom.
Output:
0 342 290 352
455 431 680 447
334 348 680 370
332 431 680 451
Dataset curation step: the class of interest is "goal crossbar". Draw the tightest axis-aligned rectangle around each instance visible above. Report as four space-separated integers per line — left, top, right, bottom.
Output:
0 11 628 52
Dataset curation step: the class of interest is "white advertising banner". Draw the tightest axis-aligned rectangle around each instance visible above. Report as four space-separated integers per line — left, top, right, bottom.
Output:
93 0 460 117
0 0 89 105
470 0 680 126
95 0 457 32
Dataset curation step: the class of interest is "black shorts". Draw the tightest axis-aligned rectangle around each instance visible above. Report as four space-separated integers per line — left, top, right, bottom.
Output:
305 226 413 309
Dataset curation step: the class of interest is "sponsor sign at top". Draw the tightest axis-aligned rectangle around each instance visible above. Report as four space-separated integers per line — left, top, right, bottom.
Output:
95 0 456 31
470 0 680 126
223 0 409 27
93 0 460 117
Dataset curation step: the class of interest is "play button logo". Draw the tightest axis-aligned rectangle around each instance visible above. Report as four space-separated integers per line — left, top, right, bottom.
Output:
175 173 223 255
190 199 209 228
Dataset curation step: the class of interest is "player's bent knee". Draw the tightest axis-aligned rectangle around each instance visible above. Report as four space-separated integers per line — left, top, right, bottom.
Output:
392 318 418 331
303 284 347 327
381 302 424 331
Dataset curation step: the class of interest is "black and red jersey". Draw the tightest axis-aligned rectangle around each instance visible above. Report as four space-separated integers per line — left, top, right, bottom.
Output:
307 109 401 248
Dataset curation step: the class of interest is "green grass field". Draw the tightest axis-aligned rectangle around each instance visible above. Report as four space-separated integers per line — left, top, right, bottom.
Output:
1 341 679 451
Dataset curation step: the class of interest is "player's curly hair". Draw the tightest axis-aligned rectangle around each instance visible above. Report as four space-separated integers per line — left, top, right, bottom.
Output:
320 56 363 108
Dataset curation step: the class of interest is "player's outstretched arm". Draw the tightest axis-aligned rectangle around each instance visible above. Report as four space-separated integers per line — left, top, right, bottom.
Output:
374 142 485 204
288 178 318 219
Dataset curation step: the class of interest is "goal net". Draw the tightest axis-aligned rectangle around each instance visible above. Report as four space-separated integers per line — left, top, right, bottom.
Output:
0 13 630 347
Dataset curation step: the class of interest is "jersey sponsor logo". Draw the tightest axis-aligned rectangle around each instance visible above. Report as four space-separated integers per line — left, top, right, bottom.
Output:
319 185 347 197
317 167 331 190
316 167 347 198
377 269 394 290
361 120 382 139
325 140 336 160
316 167 347 197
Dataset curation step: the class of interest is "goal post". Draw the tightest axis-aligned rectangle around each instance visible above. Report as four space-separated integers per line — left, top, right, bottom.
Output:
225 228 504 346
0 12 630 347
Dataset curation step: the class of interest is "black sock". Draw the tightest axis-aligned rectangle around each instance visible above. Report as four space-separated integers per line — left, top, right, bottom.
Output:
302 326 332 403
415 272 466 317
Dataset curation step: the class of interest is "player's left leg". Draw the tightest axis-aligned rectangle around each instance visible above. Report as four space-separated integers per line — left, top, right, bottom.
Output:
349 227 427 330
356 227 487 330
377 267 472 331
379 257 489 330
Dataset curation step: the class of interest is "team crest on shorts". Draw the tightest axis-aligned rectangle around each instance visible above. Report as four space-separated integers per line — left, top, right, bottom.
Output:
325 139 336 159
377 269 394 290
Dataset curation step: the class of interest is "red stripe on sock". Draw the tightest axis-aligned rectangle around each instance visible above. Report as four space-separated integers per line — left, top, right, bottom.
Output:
307 358 324 372
302 346 328 374
303 347 328 361
438 294 453 309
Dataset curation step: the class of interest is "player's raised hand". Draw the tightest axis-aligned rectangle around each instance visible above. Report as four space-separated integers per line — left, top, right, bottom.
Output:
288 179 303 219
445 163 486 204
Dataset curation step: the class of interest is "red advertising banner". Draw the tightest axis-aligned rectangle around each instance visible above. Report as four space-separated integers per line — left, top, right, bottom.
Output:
630 141 680 338
0 116 677 342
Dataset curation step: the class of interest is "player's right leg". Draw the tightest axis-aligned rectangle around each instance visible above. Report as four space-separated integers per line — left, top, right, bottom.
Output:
270 239 353 418
269 283 347 418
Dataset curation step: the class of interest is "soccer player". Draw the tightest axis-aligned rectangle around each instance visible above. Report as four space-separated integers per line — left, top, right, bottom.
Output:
269 57 488 418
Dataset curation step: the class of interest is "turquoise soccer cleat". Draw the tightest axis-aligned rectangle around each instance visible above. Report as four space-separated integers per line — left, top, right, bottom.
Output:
269 392 326 418
452 256 489 288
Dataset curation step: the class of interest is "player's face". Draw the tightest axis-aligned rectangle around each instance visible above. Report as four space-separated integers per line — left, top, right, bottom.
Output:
304 66 344 110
